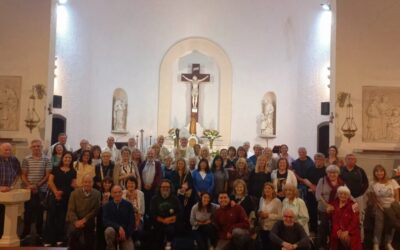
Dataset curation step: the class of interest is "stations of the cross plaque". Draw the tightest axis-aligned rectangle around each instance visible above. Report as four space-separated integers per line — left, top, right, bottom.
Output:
181 64 210 135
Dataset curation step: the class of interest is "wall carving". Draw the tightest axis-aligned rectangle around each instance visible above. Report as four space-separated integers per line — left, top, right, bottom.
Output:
0 76 21 131
362 86 400 143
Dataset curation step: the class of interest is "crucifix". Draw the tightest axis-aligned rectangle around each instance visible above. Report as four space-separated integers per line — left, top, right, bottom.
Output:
181 64 210 135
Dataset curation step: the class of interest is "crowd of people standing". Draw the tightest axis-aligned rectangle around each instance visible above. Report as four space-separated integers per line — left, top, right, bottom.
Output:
0 133 399 250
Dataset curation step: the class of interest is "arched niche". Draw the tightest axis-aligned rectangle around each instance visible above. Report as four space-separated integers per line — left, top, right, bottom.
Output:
158 37 232 145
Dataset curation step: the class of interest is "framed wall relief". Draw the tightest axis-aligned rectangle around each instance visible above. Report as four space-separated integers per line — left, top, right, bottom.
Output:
362 86 400 143
0 76 21 131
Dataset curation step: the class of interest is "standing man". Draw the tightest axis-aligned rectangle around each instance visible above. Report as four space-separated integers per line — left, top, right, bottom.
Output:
127 137 137 153
48 133 73 157
72 139 89 162
103 136 121 163
20 139 52 240
67 175 101 250
303 153 326 235
139 149 162 216
214 192 250 250
0 142 22 238
173 137 195 161
340 154 369 239
292 147 315 199
247 144 263 171
156 135 170 164
103 185 135 250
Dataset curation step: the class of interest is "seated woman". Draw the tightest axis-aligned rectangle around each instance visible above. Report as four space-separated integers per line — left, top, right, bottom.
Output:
190 192 219 250
258 182 282 250
282 183 309 235
231 179 256 227
368 164 399 250
122 177 145 232
329 186 362 250
271 158 297 200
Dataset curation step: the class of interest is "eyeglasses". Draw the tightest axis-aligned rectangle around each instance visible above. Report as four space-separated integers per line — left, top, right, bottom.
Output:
283 215 294 219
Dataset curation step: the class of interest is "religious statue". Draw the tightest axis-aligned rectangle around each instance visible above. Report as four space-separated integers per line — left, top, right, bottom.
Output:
261 98 275 136
111 88 128 133
181 74 209 110
113 99 126 131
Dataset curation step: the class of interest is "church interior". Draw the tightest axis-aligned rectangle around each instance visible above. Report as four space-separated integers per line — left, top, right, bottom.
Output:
0 0 400 249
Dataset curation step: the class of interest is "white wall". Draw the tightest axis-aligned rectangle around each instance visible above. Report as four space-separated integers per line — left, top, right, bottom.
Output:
333 0 400 176
0 0 55 158
55 0 330 154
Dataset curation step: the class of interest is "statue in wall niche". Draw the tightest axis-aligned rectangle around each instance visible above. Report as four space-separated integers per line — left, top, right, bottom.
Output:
259 92 276 137
112 88 128 133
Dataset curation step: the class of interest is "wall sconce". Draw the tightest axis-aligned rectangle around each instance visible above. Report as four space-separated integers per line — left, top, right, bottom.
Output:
341 94 357 142
25 86 41 133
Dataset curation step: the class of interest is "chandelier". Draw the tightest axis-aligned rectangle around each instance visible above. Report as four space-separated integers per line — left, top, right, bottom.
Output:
341 94 357 142
25 86 41 133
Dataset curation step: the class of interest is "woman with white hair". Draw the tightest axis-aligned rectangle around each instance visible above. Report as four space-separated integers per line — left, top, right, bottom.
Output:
315 164 344 249
282 183 310 235
329 186 362 250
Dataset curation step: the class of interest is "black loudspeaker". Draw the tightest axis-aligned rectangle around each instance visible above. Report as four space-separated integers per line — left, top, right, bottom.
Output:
53 95 62 109
321 102 330 115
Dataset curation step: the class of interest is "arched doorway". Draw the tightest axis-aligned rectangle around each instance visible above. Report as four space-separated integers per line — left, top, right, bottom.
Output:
317 122 330 157
51 114 66 145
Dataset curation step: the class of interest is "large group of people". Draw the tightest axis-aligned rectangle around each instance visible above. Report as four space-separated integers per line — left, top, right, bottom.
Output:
0 133 399 250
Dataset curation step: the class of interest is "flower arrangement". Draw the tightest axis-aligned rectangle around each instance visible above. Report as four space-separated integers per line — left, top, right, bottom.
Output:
201 129 221 150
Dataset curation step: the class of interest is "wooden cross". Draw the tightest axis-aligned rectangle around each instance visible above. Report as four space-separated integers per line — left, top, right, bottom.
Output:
181 64 210 134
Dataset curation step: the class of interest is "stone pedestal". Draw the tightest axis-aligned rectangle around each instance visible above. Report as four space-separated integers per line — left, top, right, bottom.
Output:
0 189 31 247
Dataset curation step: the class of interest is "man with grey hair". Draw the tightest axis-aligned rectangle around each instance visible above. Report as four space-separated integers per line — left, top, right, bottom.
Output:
302 152 327 234
156 135 170 164
103 136 121 163
270 208 311 250
292 147 315 200
340 153 368 240
0 142 22 237
127 137 136 153
21 139 52 239
67 175 101 250
94 149 117 190
73 139 89 161
103 185 135 250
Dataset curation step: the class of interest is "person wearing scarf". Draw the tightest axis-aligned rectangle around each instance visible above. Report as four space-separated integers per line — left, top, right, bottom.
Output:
315 165 344 249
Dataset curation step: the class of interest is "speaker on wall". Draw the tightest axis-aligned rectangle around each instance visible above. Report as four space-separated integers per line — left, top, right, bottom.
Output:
321 102 330 115
53 95 62 109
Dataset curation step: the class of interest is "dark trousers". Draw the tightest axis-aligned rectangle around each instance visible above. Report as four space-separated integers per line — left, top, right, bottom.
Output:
23 192 44 236
44 195 67 244
306 191 318 233
317 211 330 249
0 204 4 238
259 230 271 250
68 220 95 250
143 188 154 217
153 222 177 250
193 224 218 250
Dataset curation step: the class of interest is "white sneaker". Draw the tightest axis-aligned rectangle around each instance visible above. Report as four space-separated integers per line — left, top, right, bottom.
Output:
387 243 395 250
165 242 172 250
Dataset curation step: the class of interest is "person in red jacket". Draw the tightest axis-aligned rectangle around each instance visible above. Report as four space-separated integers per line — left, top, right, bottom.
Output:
214 192 250 250
329 186 362 250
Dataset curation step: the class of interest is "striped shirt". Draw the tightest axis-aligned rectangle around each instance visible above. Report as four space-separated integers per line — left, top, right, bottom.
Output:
22 154 51 191
0 156 21 186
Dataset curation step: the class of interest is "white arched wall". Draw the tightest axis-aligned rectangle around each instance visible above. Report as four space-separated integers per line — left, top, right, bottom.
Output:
158 37 232 145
